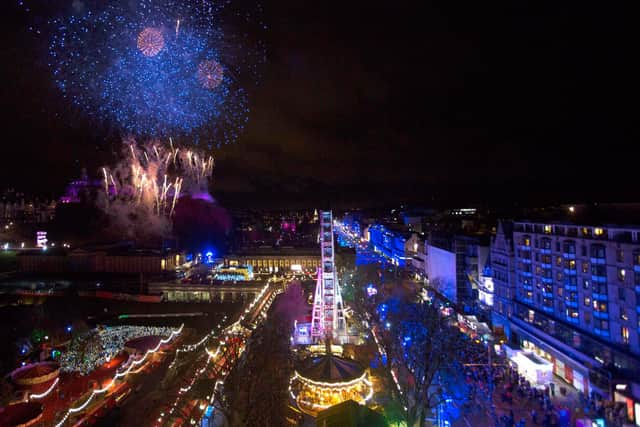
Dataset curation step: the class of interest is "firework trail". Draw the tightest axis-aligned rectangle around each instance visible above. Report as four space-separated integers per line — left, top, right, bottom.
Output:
98 138 215 239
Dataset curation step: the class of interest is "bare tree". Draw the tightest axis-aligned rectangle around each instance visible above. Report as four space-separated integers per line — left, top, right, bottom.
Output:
380 301 466 427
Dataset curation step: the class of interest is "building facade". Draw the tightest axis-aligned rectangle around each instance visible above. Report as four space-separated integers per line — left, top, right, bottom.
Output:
490 221 516 337
497 221 640 403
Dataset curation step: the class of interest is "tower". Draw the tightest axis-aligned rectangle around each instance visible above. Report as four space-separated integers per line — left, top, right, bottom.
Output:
311 211 346 343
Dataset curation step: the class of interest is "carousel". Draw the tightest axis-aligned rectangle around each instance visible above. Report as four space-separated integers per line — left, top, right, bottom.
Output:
289 343 373 416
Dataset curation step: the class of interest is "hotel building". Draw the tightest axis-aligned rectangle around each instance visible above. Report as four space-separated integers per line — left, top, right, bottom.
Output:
493 220 640 413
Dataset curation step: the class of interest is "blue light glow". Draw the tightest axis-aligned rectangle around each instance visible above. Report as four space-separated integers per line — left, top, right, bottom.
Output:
30 0 265 146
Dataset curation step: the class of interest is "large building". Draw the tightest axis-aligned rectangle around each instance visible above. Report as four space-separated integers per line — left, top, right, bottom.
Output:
425 233 489 309
368 224 412 267
494 219 640 408
17 247 182 274
490 220 516 338
223 247 320 274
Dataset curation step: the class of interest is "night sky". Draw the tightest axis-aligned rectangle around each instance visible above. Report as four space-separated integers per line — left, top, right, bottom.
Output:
1 1 636 207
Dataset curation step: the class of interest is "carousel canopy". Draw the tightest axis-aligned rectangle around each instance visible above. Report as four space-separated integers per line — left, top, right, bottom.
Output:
296 355 365 383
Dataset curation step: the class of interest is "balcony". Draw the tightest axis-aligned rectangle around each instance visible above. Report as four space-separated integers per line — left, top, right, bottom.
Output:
565 300 578 308
540 248 552 255
542 306 554 313
521 271 533 278
564 284 577 292
541 277 553 284
563 268 577 276
520 245 532 251
541 262 552 269
591 275 607 284
592 292 608 301
594 328 610 337
593 310 609 320
634 265 640 273
542 291 553 298
522 258 532 264
563 252 576 260
565 316 579 324
590 257 606 265
522 297 533 304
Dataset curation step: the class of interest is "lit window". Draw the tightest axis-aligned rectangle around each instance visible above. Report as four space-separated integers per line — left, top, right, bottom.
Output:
569 260 576 269
594 228 604 236
582 262 589 273
618 269 626 281
617 250 624 263
524 237 531 246
584 297 590 306
621 326 630 344
544 225 552 234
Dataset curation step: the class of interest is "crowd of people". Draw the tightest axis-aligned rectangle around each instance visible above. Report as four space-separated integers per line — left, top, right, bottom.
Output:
60 325 174 374
457 339 634 427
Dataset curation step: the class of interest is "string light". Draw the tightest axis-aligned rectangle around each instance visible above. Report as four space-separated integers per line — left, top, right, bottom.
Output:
54 324 183 427
29 378 59 400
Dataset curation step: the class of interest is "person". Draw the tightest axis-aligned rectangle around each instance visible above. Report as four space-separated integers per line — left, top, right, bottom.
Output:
549 382 555 397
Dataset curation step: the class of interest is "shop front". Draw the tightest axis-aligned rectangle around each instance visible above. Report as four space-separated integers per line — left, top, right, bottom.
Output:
511 319 592 395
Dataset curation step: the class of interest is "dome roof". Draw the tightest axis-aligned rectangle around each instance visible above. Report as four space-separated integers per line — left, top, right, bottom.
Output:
296 355 365 383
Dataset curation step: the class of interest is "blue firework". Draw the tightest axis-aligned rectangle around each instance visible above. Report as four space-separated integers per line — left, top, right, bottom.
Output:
33 0 264 147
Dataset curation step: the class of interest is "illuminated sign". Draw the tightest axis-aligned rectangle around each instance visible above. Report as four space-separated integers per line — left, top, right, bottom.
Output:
36 231 47 248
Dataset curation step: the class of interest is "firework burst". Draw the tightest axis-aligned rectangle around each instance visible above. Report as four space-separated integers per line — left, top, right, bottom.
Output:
99 138 215 238
27 0 265 147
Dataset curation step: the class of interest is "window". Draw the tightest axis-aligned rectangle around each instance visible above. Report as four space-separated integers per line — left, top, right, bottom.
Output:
582 262 589 273
594 227 604 237
581 245 587 257
591 244 606 258
621 326 630 345
583 279 589 289
618 269 626 282
544 225 552 234
598 320 608 330
556 256 563 266
563 241 576 254
556 272 563 281
634 251 640 266
618 288 625 302
617 250 624 263
556 242 561 251
582 227 590 237
557 288 563 297
591 264 606 277
541 238 552 250
584 297 591 306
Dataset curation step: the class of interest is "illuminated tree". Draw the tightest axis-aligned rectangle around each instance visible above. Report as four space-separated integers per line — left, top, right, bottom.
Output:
380 301 466 427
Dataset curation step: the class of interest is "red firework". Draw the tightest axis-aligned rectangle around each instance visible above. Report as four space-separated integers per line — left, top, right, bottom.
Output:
137 28 164 57
196 59 224 89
